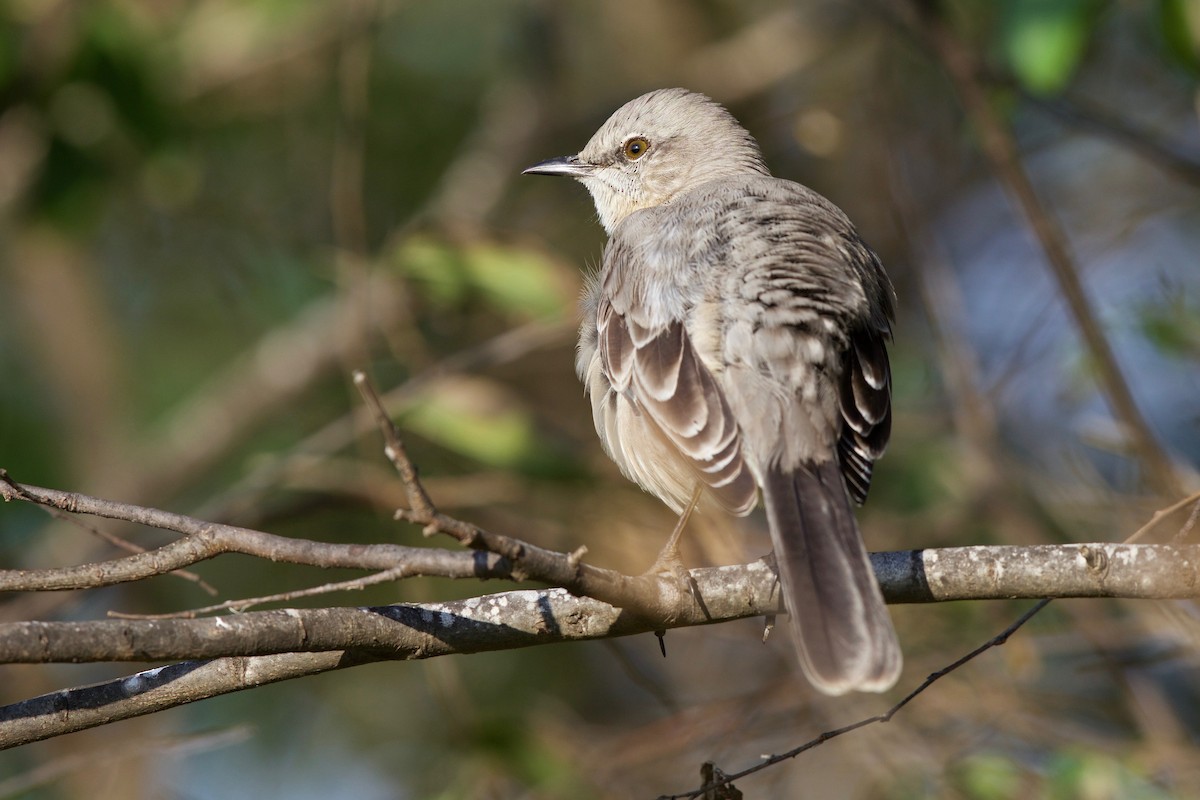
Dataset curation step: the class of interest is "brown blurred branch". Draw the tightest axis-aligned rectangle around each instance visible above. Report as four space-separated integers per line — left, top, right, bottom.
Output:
136 273 412 502
1019 89 1200 189
0 726 252 796
902 0 1186 498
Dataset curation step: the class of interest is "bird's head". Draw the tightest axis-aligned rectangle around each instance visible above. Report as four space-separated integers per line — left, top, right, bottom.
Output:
524 88 769 233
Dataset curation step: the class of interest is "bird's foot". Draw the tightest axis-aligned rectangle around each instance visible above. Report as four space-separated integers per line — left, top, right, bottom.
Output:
640 485 702 595
643 533 691 584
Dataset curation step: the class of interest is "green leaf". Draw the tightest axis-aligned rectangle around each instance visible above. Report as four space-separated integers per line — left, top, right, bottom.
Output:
393 236 573 320
954 754 1023 800
1159 0 1200 74
403 376 535 468
1138 294 1200 359
1001 0 1102 94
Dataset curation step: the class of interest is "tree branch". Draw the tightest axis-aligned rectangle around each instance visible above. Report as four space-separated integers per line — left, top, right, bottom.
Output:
0 470 694 622
2 538 1195 748
0 472 513 590
0 652 366 750
1 542 1195 666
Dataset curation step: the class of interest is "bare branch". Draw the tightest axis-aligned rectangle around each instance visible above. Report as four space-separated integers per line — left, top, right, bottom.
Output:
6 534 1194 750
0 652 363 750
3 466 1198 606
2 440 1196 754
0 473 217 595
0 561 782 749
0 466 710 626
0 563 773 666
875 543 1200 601
0 472 512 590
1 543 1195 667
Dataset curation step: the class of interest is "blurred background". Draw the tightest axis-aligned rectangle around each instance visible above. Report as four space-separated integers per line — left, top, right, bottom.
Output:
1 0 1199 797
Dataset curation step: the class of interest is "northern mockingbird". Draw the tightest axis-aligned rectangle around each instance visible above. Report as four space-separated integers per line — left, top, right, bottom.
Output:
525 88 901 695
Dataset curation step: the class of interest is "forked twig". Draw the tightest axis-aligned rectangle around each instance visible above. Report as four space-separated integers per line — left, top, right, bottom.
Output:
0 470 217 595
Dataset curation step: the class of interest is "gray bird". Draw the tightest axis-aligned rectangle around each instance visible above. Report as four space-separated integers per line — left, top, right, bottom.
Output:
524 88 901 695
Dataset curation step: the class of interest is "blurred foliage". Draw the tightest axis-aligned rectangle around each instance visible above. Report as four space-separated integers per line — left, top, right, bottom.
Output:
1 0 1199 798
999 0 1103 94
1137 288 1200 360
1159 0 1200 73
946 748 1176 800
394 236 572 321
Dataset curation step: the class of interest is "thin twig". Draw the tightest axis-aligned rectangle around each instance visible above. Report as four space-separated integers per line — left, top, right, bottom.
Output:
1128 489 1200 543
1174 498 1200 544
351 371 441 528
108 566 410 620
658 599 1052 800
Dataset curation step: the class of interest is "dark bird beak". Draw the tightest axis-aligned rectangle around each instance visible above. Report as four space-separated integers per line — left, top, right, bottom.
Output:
522 155 595 178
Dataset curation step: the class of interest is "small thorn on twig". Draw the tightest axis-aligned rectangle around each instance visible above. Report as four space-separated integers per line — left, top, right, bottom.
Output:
567 545 588 569
762 614 775 643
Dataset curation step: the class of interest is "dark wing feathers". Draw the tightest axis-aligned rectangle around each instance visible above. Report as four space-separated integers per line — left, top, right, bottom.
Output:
837 326 892 506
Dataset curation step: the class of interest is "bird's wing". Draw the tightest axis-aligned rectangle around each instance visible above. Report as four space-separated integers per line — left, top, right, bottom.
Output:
596 290 758 516
837 323 892 505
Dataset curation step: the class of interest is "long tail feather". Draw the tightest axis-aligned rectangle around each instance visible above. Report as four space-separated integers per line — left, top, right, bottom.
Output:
761 460 901 694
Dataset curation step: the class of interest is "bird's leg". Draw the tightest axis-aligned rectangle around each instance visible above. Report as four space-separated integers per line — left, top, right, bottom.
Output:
645 483 703 580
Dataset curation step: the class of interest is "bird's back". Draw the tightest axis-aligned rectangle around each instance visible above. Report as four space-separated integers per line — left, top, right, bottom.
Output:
631 176 888 470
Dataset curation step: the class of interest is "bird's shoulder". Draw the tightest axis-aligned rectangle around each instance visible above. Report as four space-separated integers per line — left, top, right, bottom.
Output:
675 174 856 231
600 174 893 329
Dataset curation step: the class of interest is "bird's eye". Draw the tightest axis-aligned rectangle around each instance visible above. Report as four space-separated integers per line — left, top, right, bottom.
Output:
623 137 650 160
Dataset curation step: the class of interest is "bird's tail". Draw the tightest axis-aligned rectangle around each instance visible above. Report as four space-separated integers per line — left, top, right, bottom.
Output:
761 459 901 695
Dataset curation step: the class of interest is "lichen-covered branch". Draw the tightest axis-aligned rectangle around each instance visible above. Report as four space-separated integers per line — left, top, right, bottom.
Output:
0 542 1196 749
